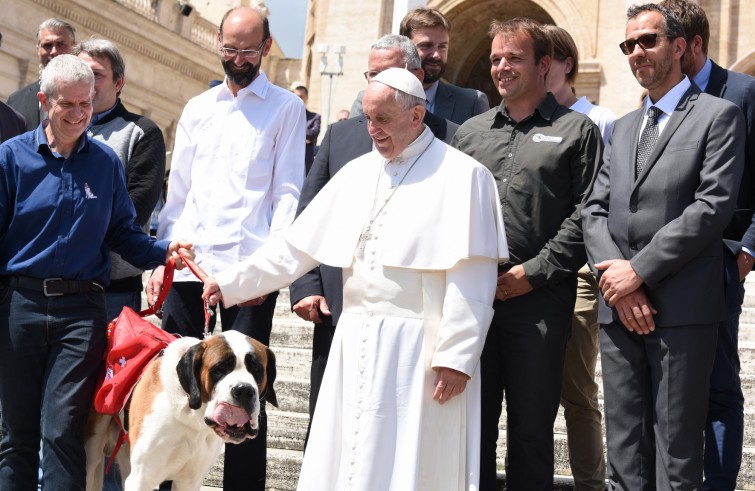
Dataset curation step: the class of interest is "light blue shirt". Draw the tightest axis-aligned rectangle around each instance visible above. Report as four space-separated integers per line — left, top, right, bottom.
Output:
692 57 713 92
641 75 691 139
424 80 439 114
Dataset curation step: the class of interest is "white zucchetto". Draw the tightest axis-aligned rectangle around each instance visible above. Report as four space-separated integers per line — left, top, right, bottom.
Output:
371 67 427 100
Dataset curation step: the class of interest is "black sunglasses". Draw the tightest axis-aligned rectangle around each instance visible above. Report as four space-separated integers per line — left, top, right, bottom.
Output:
619 33 669 55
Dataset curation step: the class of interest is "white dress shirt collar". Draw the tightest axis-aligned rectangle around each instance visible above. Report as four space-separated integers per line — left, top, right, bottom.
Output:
642 75 691 135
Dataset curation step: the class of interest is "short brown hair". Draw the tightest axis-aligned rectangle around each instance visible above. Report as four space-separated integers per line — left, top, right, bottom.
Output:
399 8 450 38
489 18 552 64
659 0 709 54
542 25 579 85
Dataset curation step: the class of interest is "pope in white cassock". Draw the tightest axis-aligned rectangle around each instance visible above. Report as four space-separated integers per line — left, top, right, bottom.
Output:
203 68 508 490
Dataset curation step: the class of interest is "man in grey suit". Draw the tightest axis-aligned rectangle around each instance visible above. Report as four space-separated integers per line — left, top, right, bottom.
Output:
582 4 745 489
7 18 75 129
660 2 755 488
290 34 458 443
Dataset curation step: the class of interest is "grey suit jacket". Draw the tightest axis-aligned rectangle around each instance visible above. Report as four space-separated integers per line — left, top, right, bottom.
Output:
432 81 489 125
289 111 458 323
7 81 42 129
582 85 745 327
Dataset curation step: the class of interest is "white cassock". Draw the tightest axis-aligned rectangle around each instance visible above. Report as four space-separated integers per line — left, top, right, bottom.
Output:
215 127 508 490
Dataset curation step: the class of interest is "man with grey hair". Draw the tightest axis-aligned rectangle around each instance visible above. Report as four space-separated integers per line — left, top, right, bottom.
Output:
202 67 507 489
0 54 192 490
7 18 75 128
349 34 472 130
289 34 458 445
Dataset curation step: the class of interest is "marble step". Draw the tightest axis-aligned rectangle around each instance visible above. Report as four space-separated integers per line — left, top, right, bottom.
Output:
202 447 303 491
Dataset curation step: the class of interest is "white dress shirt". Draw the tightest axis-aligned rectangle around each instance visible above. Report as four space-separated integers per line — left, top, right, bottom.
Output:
158 71 306 280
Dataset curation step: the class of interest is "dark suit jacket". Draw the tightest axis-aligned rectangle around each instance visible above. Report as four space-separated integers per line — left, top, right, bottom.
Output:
7 81 42 129
582 85 745 327
432 81 489 125
706 62 755 253
288 110 458 324
0 101 26 143
305 109 321 174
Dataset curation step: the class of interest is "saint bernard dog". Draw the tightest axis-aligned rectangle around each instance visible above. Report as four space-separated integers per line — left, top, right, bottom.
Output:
85 329 277 491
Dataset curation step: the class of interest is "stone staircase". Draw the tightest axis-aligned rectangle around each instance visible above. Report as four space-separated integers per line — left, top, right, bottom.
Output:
200 280 755 490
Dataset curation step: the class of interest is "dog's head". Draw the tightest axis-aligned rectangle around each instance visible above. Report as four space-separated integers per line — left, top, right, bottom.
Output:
176 330 277 443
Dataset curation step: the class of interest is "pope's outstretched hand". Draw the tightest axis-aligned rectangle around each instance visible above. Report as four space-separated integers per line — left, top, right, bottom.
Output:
202 277 223 307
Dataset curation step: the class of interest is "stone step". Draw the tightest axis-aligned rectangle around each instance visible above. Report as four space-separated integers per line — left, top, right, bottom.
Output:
267 408 309 452
273 378 311 414
272 346 312 381
263 289 755 489
256 422 755 490
270 319 315 349
201 447 303 491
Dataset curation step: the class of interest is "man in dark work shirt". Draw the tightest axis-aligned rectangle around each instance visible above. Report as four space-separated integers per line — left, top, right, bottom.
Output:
452 18 601 491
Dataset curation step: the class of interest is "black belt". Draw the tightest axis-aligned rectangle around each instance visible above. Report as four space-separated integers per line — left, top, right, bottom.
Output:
1 276 104 296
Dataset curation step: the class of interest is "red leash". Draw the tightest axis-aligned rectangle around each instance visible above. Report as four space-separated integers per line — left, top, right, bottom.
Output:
177 250 214 337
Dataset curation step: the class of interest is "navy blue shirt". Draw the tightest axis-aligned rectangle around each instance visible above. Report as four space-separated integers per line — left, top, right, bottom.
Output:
0 125 170 285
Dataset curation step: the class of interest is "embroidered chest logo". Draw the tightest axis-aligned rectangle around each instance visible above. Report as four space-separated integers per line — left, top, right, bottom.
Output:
84 183 98 199
532 133 563 143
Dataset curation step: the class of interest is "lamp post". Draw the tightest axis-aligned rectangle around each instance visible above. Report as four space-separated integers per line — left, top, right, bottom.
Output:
317 43 345 125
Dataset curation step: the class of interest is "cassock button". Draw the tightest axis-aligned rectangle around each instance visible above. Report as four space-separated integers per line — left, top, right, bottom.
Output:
630 205 637 213
629 241 638 250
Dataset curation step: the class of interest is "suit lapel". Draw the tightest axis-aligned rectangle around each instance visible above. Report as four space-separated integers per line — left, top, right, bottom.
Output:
634 87 699 188
705 62 728 99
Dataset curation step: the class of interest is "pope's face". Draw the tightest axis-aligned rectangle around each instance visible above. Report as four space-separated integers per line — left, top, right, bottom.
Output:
363 82 422 160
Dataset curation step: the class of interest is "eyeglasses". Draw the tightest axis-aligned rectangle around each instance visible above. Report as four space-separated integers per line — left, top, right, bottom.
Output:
619 33 669 55
219 39 267 60
363 65 421 81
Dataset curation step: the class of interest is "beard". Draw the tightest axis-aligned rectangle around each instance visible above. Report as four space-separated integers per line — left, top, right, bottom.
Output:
222 59 261 88
422 59 446 85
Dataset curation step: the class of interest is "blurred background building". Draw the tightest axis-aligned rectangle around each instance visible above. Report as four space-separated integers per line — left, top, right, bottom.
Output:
2 0 754 142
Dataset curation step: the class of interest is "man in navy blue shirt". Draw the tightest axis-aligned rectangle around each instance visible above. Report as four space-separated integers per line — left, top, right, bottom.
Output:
0 54 192 491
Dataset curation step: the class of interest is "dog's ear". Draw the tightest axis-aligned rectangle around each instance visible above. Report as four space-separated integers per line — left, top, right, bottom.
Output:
177 342 206 410
263 346 278 408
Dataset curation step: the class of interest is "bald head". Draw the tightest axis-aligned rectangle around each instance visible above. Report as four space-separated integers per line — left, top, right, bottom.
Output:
220 6 270 40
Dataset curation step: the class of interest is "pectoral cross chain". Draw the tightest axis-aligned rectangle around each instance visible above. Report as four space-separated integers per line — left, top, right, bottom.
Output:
357 223 373 254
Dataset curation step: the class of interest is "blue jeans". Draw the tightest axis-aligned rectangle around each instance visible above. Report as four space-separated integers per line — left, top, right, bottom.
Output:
704 253 744 490
0 286 107 491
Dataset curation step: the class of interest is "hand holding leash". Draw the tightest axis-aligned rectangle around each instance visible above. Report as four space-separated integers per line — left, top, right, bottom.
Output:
176 250 214 337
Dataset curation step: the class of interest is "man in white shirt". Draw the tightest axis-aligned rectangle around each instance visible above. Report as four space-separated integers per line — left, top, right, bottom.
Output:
202 68 508 490
147 6 305 491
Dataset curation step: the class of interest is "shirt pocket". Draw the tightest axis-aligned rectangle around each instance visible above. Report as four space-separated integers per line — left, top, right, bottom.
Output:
235 135 275 179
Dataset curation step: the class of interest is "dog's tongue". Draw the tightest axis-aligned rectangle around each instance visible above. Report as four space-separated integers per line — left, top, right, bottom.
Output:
213 402 249 427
